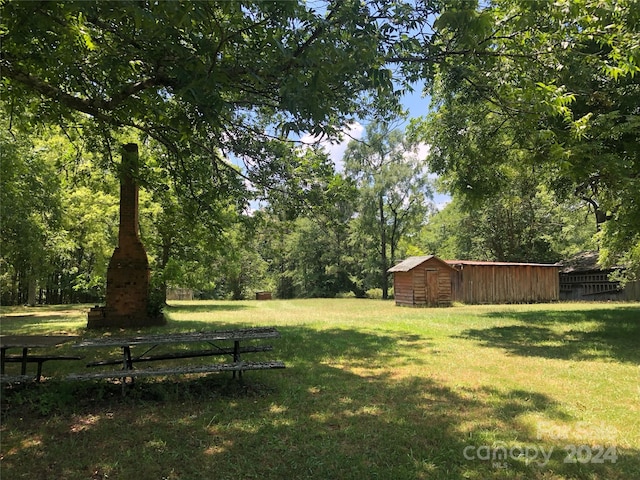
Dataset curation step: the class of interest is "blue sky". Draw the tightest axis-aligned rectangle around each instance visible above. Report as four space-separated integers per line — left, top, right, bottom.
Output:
399 84 451 208
401 81 432 122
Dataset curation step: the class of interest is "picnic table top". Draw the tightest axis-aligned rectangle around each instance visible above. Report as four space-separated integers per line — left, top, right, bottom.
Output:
0 335 79 349
73 327 281 348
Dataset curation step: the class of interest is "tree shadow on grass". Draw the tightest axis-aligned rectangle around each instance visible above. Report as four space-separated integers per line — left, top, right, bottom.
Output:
277 325 436 366
458 306 640 364
2 371 635 478
0 313 86 336
2 324 637 479
0 313 37 320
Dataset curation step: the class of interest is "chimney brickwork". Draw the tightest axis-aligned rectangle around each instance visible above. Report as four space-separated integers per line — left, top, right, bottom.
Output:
87 143 165 328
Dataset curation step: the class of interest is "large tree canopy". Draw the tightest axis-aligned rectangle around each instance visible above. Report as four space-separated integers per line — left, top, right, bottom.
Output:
1 0 412 195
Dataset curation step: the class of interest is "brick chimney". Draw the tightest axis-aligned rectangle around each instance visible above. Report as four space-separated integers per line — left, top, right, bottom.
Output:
87 143 165 328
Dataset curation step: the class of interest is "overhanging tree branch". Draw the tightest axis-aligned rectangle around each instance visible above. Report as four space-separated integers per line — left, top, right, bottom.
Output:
2 60 116 124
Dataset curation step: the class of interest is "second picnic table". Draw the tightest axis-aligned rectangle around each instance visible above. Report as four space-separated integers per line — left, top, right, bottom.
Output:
68 327 285 383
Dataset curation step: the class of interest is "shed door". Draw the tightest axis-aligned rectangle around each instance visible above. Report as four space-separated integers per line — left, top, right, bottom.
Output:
425 268 438 306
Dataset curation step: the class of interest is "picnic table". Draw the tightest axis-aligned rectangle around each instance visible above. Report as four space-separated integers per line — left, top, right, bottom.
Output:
0 335 81 383
68 327 285 385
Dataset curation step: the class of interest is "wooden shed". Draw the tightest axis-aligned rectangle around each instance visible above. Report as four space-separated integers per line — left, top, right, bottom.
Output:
388 256 456 307
445 260 560 304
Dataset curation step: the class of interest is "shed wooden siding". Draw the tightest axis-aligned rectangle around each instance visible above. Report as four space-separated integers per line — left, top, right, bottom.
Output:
392 271 415 306
560 272 640 301
389 256 455 307
447 261 559 304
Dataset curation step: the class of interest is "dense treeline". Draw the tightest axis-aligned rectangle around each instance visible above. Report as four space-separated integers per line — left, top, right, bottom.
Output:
1 123 596 305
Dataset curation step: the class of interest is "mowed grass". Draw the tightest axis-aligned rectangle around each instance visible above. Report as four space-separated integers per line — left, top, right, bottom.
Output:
1 299 639 479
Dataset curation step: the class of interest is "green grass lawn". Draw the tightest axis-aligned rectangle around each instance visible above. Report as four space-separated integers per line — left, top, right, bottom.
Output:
1 299 639 479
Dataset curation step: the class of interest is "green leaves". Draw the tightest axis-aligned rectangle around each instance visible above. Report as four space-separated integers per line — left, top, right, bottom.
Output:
3 1 397 162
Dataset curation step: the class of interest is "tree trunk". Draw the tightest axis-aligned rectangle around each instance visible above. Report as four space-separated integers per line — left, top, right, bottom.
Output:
379 192 388 300
27 276 36 306
159 233 172 305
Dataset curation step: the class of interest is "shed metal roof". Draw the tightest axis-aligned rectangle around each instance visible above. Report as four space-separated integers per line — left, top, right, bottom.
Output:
445 260 560 268
389 256 560 273
388 255 457 273
559 250 624 273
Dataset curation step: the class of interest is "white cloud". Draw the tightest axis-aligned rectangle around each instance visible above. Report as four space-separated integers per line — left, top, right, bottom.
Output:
413 142 430 160
300 122 365 172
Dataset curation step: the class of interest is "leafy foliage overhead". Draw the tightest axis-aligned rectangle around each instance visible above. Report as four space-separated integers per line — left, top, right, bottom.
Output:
1 0 408 190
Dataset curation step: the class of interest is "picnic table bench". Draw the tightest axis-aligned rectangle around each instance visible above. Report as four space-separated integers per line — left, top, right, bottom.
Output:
68 327 285 387
0 335 82 383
